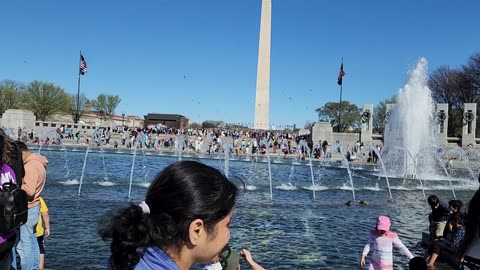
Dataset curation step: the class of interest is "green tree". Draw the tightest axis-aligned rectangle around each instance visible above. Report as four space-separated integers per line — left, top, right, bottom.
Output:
202 120 220 128
90 94 121 117
304 121 314 129
372 96 396 135
0 80 24 114
315 101 361 132
187 122 202 129
21 80 70 121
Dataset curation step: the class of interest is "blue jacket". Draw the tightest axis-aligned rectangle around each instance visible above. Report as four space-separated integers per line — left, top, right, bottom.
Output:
135 246 180 270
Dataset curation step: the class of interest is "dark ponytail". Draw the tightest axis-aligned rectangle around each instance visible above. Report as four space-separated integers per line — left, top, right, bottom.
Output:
0 129 25 183
100 204 149 270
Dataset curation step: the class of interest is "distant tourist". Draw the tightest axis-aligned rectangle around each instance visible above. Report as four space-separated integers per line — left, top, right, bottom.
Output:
446 157 453 172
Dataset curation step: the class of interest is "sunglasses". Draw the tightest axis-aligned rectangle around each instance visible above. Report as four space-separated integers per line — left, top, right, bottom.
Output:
218 244 232 270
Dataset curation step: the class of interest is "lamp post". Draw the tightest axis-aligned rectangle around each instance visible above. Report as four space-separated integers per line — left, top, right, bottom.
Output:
99 110 104 126
122 113 125 128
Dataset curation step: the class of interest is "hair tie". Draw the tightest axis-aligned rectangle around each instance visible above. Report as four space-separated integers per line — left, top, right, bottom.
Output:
139 201 151 215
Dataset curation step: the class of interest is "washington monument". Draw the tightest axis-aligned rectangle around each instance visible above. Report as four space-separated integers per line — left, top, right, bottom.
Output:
254 0 271 130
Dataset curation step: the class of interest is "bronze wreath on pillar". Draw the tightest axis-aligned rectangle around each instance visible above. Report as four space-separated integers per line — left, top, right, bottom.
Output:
464 112 475 123
361 111 371 123
437 111 446 124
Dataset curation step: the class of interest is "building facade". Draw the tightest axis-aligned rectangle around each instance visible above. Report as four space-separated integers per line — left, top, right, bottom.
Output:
143 114 189 129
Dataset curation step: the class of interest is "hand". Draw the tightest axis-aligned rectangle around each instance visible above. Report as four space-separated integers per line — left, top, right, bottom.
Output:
360 256 365 268
240 249 254 265
240 249 265 270
44 228 50 238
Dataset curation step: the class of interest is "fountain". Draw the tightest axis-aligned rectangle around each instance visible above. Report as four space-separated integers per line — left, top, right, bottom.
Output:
38 130 62 154
128 142 138 199
456 148 478 181
373 148 393 200
77 146 90 196
341 151 356 201
434 155 457 199
245 158 258 191
221 137 231 178
276 156 298 191
383 58 437 179
260 139 273 201
297 140 316 201
128 135 144 199
93 129 110 183
176 134 184 161
61 143 71 179
396 146 427 200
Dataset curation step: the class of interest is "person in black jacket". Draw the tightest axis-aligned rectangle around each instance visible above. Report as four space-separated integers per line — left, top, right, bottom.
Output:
427 194 450 240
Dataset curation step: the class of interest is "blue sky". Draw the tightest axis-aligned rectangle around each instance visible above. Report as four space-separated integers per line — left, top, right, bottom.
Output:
1 0 478 128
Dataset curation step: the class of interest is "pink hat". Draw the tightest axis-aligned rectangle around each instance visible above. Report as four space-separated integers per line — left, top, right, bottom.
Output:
376 216 391 231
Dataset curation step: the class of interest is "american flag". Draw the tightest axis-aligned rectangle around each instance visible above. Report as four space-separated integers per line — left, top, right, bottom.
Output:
337 63 345 86
80 54 88 75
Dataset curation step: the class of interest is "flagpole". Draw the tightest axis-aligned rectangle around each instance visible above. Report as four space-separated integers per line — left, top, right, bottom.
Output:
76 51 82 124
338 58 343 132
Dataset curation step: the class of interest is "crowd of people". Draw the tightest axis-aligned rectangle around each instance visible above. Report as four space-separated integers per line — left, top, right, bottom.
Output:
18 125 393 164
422 192 480 269
18 126 304 157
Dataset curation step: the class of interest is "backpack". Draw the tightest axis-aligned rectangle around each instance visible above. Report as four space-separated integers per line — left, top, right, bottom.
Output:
0 163 28 234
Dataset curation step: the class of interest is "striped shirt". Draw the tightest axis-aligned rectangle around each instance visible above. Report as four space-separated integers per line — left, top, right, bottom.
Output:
362 230 414 270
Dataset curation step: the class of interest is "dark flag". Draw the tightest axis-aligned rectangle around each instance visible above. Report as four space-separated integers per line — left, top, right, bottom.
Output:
337 63 345 85
80 54 88 75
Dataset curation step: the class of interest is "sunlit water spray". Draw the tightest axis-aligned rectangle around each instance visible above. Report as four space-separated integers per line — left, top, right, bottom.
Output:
77 146 90 196
177 134 184 161
221 137 231 178
384 58 437 179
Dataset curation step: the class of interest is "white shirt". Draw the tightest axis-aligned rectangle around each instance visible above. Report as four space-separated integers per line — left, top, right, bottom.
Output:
203 262 222 270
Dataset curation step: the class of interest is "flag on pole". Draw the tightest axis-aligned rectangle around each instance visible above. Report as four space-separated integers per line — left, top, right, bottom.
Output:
337 63 345 85
80 54 88 75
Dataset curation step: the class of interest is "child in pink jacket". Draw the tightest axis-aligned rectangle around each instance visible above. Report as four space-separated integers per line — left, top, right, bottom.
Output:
360 216 414 269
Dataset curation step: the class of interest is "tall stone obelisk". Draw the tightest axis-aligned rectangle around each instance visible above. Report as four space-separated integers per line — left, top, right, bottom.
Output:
254 0 271 130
